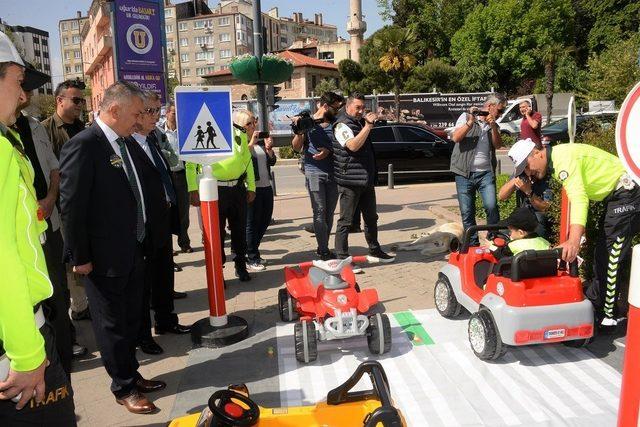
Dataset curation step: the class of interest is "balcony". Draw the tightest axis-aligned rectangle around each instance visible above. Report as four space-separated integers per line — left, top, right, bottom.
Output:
84 35 112 75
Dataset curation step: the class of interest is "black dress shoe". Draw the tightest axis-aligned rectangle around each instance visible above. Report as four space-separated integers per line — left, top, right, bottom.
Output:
139 339 164 355
173 262 183 272
173 291 187 299
72 343 88 358
71 307 91 321
135 377 167 393
235 269 251 282
154 323 192 335
181 245 194 253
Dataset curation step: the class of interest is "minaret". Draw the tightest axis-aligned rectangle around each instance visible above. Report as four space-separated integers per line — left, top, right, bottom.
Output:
347 0 366 62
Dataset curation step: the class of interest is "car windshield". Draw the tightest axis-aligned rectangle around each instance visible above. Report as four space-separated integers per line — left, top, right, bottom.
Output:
542 118 568 132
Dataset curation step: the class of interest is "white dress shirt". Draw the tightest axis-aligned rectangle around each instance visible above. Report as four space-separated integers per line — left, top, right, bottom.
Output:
95 117 147 222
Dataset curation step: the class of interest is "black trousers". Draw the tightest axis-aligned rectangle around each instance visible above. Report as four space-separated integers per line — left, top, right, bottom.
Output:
218 184 248 271
139 240 177 341
82 247 145 398
40 228 73 375
0 324 76 426
172 170 191 249
586 186 640 321
335 184 381 258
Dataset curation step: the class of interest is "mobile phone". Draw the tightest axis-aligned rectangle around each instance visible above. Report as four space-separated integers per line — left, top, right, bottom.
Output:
472 110 490 117
258 131 270 138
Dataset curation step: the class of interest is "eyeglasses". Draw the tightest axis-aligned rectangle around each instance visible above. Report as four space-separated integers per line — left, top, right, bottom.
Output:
60 96 86 105
144 107 162 115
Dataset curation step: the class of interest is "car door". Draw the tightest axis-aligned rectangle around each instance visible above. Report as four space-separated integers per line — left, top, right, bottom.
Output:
396 126 452 172
370 125 401 178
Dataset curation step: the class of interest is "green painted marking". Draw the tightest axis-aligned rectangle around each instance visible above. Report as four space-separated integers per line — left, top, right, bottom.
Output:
393 311 434 346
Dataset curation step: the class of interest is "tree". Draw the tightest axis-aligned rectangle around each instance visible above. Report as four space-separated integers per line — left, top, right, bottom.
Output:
403 59 461 93
579 0 640 54
374 26 416 120
534 44 575 124
338 59 364 95
167 77 180 100
314 78 338 96
30 94 56 120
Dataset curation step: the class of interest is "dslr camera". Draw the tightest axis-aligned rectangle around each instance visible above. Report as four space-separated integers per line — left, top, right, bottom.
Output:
291 110 322 135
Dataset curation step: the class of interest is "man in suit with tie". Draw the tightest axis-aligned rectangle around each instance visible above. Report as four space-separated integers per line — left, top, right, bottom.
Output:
59 81 165 415
127 91 191 356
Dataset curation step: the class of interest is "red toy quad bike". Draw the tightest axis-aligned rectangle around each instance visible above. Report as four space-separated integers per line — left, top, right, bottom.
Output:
279 256 392 363
435 225 594 360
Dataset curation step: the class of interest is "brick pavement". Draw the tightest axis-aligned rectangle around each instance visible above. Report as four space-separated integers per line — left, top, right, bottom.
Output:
71 181 459 426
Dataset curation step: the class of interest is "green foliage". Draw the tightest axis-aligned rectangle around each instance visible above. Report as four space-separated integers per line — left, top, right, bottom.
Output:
30 94 56 120
167 77 180 99
403 59 461 93
499 133 516 148
579 0 640 54
474 174 517 222
586 34 640 105
338 59 365 95
314 78 338 96
277 146 299 159
357 28 397 95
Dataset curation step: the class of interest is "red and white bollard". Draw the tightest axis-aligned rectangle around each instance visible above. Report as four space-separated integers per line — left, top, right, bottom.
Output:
559 189 571 244
618 245 640 426
190 165 248 347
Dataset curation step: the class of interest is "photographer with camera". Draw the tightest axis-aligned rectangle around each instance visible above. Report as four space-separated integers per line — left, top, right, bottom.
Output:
332 93 395 266
291 92 344 260
451 93 507 246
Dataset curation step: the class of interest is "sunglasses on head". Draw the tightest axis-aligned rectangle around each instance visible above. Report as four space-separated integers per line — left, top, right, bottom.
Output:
60 96 86 105
144 107 162 115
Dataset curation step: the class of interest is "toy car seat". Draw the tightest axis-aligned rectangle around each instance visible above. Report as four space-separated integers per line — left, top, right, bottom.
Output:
309 257 353 290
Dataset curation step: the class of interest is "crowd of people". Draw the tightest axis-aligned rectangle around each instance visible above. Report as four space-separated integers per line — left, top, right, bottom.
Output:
2 26 640 425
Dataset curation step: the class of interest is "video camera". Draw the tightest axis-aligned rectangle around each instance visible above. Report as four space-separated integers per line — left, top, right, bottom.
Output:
290 111 322 135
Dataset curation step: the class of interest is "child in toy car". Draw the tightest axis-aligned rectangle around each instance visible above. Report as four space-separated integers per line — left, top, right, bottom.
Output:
490 206 551 261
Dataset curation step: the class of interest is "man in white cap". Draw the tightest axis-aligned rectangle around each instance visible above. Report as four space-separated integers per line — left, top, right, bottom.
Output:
508 138 640 333
0 30 76 424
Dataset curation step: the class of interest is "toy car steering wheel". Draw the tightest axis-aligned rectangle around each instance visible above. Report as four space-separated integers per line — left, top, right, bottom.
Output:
490 231 511 247
208 389 260 427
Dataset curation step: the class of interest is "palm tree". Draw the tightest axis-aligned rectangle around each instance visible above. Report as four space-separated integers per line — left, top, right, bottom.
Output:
534 43 575 125
374 27 416 121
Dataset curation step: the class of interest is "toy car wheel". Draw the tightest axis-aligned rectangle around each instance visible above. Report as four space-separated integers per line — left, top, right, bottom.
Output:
294 320 317 363
434 276 462 318
468 309 504 360
278 288 299 322
367 313 392 355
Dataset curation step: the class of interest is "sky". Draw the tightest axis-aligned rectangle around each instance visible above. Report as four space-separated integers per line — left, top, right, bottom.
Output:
1 0 388 86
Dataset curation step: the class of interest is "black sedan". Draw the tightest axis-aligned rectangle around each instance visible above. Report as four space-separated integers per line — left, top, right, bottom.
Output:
541 112 617 144
370 123 454 183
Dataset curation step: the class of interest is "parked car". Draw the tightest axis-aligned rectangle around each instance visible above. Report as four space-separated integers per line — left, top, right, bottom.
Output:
370 123 454 183
541 111 617 144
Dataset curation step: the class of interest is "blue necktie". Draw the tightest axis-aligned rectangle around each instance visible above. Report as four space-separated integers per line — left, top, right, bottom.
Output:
147 134 177 205
116 137 145 243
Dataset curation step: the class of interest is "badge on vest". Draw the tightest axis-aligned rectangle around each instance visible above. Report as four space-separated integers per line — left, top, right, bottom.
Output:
559 170 569 181
110 154 123 168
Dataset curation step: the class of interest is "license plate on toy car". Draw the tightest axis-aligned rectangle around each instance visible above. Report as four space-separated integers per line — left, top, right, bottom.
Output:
544 329 566 339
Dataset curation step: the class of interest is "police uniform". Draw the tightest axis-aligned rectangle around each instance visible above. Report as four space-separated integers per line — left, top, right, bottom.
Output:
186 126 255 276
551 143 640 324
0 125 75 425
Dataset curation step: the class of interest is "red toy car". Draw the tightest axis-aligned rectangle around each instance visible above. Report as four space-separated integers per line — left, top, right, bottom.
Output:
279 256 392 363
435 225 594 360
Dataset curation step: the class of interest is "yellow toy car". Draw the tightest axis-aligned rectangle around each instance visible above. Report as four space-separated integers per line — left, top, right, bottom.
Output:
169 361 406 427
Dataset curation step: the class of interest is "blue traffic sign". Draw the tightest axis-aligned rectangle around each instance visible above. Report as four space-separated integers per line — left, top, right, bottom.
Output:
175 86 233 163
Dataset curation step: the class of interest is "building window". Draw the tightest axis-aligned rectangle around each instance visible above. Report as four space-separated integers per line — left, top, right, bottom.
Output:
63 37 69 45
196 66 215 76
194 19 212 29
166 24 173 33
181 68 191 77
194 36 213 46
64 52 70 60
219 17 230 26
42 39 48 46
178 22 188 31
219 33 230 42
65 65 71 74
219 49 232 58
284 77 292 89
195 51 214 61
165 8 173 17
71 21 79 30
61 23 67 31
180 37 188 47
33 36 39 44
167 40 174 50
72 35 80 44
180 53 189 63
75 64 82 73
74 50 81 59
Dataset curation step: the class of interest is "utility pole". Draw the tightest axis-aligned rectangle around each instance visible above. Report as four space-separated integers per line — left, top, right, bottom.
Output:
252 0 268 131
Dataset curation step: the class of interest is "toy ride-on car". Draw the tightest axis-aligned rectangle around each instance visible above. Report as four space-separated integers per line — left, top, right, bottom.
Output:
279 256 392 363
168 361 406 427
435 225 594 360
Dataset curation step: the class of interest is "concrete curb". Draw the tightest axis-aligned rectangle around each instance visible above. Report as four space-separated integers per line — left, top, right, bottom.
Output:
273 158 299 166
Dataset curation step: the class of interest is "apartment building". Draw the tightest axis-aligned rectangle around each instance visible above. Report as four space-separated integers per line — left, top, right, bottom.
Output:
286 37 352 65
59 12 89 82
81 0 115 109
0 20 53 94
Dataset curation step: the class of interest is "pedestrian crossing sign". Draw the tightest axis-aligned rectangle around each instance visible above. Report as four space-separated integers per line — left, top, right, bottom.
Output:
175 86 233 164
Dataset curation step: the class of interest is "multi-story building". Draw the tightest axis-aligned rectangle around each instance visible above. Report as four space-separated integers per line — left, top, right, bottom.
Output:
0 20 53 95
286 37 352 65
81 0 115 109
59 11 89 82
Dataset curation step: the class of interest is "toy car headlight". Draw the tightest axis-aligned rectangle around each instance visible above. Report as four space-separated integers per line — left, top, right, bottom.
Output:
195 406 213 427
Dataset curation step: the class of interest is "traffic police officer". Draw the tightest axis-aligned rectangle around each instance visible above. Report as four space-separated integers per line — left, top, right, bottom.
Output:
509 138 640 333
186 109 256 282
0 31 75 425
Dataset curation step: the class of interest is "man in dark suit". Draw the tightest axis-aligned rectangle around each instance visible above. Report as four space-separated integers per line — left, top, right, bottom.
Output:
59 81 165 415
127 91 191 355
